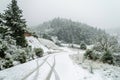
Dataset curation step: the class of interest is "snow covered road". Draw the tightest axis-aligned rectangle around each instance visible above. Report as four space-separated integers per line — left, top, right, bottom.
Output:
52 52 79 80
24 47 103 80
0 47 103 80
24 51 79 80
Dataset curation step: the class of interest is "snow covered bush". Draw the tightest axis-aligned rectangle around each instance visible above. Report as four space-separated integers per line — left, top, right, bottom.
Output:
24 46 32 59
3 57 13 69
0 53 13 69
34 48 44 57
84 49 100 61
80 42 87 50
84 48 115 65
92 34 120 65
92 51 101 61
100 50 114 64
84 49 93 59
14 49 27 63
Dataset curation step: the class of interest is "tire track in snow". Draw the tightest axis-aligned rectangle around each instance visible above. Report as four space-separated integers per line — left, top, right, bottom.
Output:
31 59 39 80
21 56 49 80
45 55 60 80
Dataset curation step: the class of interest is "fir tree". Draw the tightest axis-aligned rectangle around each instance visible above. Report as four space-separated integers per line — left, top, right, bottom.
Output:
2 0 27 47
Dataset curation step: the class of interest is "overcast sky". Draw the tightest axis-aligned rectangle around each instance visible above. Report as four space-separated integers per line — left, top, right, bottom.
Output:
0 0 120 29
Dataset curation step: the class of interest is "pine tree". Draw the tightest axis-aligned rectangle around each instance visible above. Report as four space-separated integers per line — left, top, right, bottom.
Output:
2 0 27 47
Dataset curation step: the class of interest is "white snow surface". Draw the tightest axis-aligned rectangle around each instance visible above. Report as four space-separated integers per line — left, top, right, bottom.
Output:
25 36 49 52
0 37 116 80
38 38 60 50
0 55 49 80
0 47 104 80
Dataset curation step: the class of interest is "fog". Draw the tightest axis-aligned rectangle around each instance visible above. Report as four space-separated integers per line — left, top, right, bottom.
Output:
0 0 120 30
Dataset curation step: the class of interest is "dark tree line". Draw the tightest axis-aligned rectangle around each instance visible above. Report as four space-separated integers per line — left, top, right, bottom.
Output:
35 18 105 44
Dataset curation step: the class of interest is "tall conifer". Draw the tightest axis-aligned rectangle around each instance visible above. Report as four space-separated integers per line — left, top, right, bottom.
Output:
3 0 27 47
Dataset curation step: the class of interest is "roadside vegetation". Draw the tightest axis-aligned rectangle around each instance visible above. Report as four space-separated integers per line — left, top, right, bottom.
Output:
0 0 43 70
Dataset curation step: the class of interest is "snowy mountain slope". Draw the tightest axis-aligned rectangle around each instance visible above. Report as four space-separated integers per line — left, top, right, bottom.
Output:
34 18 105 45
25 36 49 52
26 36 60 53
38 38 60 50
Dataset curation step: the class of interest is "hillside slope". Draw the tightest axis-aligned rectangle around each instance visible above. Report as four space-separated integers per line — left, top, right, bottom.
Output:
38 38 60 50
26 36 60 52
34 18 105 44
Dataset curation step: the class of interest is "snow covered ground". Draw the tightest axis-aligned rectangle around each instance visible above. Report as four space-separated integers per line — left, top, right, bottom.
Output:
25 36 49 52
70 48 120 80
0 47 104 80
38 38 60 50
25 36 61 54
0 37 119 80
0 55 49 80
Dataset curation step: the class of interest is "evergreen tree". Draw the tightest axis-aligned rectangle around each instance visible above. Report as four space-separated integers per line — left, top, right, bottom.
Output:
2 0 27 47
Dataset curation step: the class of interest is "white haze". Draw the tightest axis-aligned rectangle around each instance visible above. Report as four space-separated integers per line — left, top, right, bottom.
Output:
0 0 120 30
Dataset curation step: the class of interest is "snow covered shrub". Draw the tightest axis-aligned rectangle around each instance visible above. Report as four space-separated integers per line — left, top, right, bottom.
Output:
93 51 101 60
84 49 100 61
3 54 13 69
24 46 32 60
100 50 114 64
34 48 43 57
2 59 13 69
80 42 87 50
15 49 27 63
84 49 93 59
